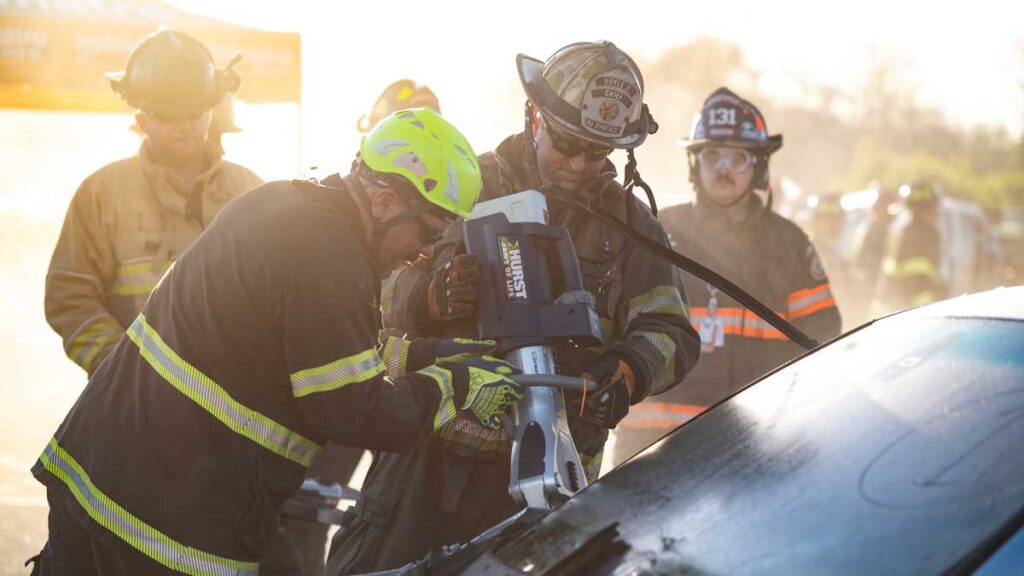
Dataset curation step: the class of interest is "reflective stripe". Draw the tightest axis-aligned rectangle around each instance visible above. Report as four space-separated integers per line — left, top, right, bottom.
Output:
578 449 603 483
741 310 786 340
787 283 837 320
380 270 398 325
39 438 257 576
690 307 745 334
68 315 122 372
110 258 171 297
290 349 385 398
626 286 688 326
381 337 411 378
911 290 937 306
884 256 938 279
417 365 456 431
619 402 705 429
599 316 616 343
127 315 320 467
690 307 786 340
634 330 677 394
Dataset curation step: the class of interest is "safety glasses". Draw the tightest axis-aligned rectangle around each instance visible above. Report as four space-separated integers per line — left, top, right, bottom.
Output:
415 208 455 245
697 147 755 173
543 119 613 162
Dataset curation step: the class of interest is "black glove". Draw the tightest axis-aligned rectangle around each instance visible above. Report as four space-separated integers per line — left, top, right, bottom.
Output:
381 336 496 378
418 356 524 430
427 254 480 322
571 354 637 429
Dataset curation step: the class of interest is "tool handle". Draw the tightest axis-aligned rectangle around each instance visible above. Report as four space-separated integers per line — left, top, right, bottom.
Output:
511 374 597 392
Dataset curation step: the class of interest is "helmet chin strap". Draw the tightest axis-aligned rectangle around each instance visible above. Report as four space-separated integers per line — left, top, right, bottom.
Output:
373 206 430 238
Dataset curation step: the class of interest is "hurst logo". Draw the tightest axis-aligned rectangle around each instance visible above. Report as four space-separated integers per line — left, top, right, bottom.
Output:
499 236 528 301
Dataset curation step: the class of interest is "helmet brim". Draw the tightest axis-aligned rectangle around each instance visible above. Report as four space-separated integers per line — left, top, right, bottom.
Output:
676 135 783 153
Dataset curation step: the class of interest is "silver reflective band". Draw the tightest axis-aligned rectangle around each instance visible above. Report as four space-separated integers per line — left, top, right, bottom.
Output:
626 286 688 326
40 438 258 576
381 337 411 379
127 314 320 467
634 330 678 393
290 348 385 397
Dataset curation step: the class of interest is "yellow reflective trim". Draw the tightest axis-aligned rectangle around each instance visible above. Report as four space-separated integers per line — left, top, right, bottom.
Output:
290 349 385 398
381 337 411 379
116 260 157 277
635 330 678 394
380 270 398 324
68 317 122 371
127 315 320 467
911 291 937 306
626 286 689 325
109 281 159 297
40 438 258 576
886 257 938 279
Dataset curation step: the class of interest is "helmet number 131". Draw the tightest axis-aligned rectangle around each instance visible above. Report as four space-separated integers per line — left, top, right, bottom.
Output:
709 108 736 126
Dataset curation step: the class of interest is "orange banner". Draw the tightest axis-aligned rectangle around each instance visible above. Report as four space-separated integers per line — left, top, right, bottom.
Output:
0 5 300 112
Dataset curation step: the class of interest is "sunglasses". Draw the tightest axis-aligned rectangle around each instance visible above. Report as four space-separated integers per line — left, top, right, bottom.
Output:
543 119 613 162
697 147 755 173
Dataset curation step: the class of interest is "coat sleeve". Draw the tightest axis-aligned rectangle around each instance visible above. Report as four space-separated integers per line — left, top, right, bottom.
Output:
611 207 701 399
44 178 124 374
786 234 843 345
280 239 444 453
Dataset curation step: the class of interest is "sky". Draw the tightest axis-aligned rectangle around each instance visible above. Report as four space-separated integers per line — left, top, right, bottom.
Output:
166 0 1024 166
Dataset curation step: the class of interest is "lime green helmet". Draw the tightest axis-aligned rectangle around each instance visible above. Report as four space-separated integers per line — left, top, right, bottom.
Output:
359 108 481 219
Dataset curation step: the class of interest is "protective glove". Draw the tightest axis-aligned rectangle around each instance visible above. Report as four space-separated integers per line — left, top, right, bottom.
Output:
426 253 480 322
572 354 637 429
418 356 524 430
380 336 497 378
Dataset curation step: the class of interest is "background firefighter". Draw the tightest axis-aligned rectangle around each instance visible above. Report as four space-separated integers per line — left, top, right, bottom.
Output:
326 41 699 575
43 30 263 375
874 180 949 312
613 87 842 463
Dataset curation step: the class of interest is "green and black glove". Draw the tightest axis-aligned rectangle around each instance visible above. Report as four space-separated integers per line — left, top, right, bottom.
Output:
380 336 496 378
417 356 524 430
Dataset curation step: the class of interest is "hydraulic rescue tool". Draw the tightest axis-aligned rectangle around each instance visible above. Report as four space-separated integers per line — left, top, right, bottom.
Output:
463 190 600 510
461 186 819 512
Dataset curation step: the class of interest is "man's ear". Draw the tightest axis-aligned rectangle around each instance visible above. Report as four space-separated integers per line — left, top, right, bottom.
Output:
369 187 405 221
530 105 542 139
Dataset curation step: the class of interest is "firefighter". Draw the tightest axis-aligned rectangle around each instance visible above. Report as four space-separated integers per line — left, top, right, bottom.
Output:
613 87 842 463
28 108 525 575
874 180 948 312
356 79 441 134
327 41 700 575
263 79 445 576
44 30 264 375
